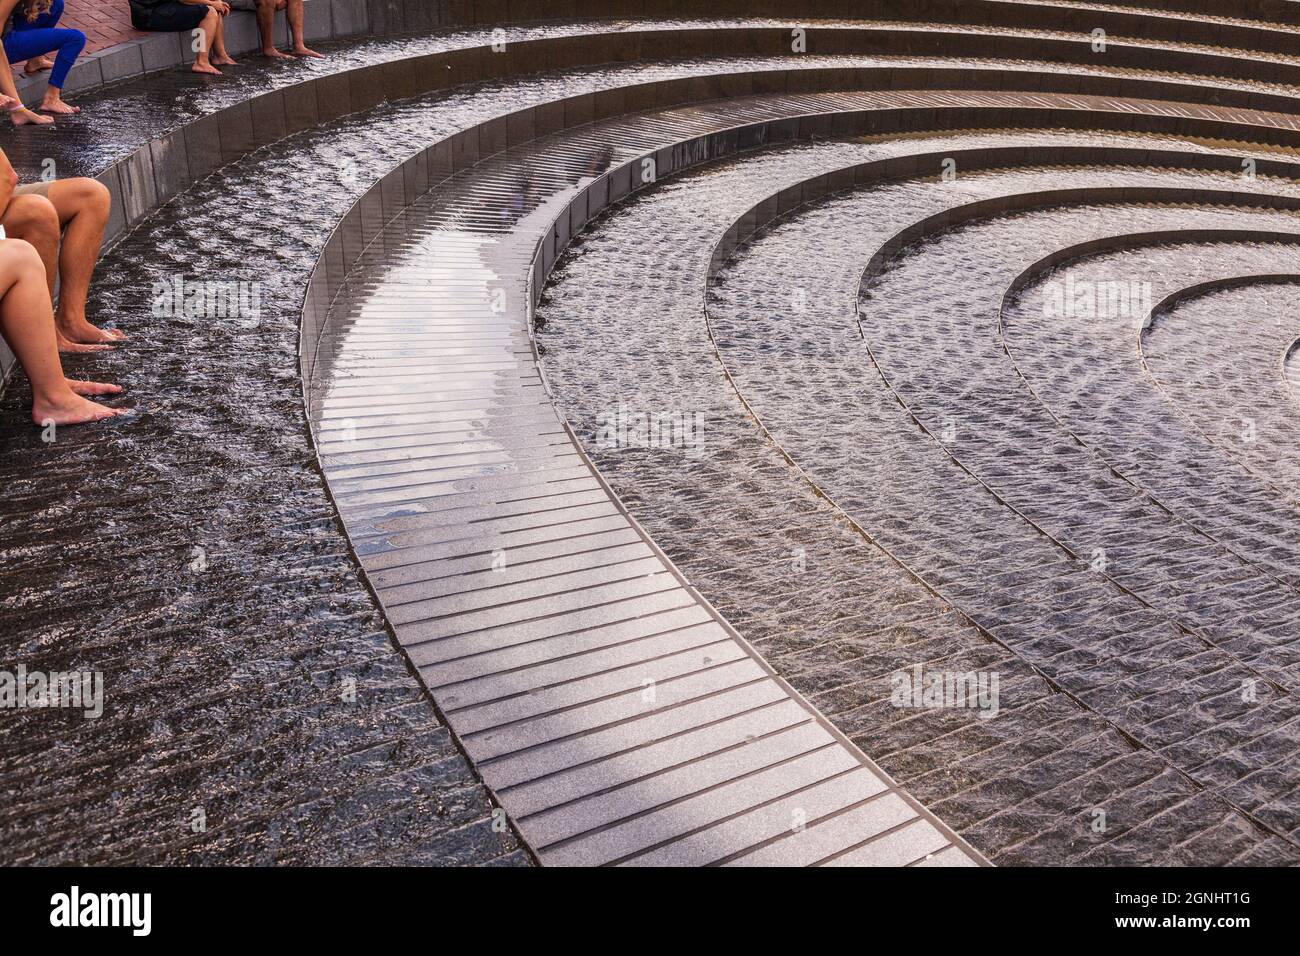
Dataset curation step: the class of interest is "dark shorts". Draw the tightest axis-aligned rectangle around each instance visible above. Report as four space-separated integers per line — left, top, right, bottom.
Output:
130 2 209 33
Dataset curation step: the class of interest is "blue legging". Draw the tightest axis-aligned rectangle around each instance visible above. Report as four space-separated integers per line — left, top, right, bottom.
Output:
4 1 85 90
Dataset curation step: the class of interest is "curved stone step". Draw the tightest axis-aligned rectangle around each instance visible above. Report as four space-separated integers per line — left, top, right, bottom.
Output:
304 90 1030 869
9 3 1300 387
302 50 1300 862
690 156 1300 858
1140 275 1300 492
7 2 1300 866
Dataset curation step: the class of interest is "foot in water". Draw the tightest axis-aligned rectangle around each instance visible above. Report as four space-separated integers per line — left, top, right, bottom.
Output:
58 316 126 345
290 46 324 59
192 60 222 76
9 106 54 126
39 93 80 115
211 54 238 67
262 47 294 60
66 379 125 398
66 380 124 397
57 336 113 354
32 392 125 426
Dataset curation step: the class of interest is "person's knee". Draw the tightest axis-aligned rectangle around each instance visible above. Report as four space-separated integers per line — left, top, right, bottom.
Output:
0 237 44 275
64 30 87 56
68 178 111 218
2 195 60 244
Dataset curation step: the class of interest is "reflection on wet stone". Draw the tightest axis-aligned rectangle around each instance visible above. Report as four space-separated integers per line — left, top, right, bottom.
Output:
7 4 1300 868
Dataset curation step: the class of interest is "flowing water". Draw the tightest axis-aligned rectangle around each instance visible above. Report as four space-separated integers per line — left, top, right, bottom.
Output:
538 129 1300 864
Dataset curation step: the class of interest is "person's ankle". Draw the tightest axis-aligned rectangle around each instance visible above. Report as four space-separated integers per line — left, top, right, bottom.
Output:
32 385 79 413
56 311 85 332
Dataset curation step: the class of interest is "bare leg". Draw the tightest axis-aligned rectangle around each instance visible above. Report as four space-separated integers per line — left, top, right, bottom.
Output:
192 10 222 75
46 178 124 345
286 0 321 57
211 13 238 66
1 195 59 293
0 239 122 426
258 0 292 58
0 192 109 352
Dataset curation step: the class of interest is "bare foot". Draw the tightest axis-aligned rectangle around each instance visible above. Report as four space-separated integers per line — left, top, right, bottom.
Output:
32 393 125 426
57 335 114 354
67 379 124 397
39 96 80 115
192 61 222 76
58 318 126 345
212 54 238 66
10 107 55 126
24 56 54 74
262 47 294 60
290 46 324 59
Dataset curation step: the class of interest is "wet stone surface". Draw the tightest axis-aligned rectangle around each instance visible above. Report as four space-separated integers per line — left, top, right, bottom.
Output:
2 17 833 180
1133 278 1300 503
5 15 1242 862
0 33 1061 866
861 202 1300 681
0 41 870 866
6 11 1300 184
744 182 1300 853
0 96 535 864
7 8 1300 865
537 130 1300 864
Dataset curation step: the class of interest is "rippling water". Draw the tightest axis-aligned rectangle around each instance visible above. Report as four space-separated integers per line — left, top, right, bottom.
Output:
539 127 1300 863
6 3 1300 863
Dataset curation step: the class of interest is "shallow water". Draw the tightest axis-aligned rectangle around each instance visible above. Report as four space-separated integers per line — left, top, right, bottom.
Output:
6 36 1034 866
539 127 1300 863
5 5 1300 863
1139 278 1300 489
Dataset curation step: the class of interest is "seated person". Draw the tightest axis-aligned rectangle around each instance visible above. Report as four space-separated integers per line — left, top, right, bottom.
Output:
0 232 123 424
128 0 236 75
0 172 122 349
2 0 86 115
0 142 122 424
0 1 52 125
229 0 321 59
0 146 121 349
